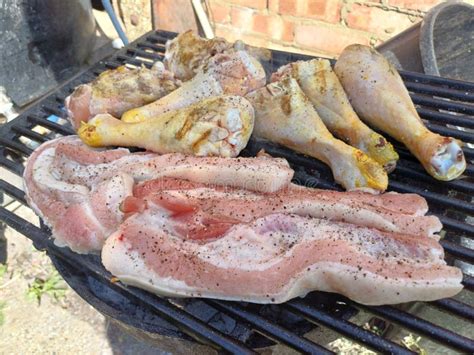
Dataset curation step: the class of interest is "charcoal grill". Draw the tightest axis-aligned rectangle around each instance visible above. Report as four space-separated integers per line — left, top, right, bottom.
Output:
0 30 473 353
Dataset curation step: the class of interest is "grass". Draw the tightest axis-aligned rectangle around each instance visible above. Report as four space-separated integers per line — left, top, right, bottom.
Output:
27 269 67 305
0 263 8 326
0 301 6 326
0 264 7 279
402 334 427 355
363 322 384 336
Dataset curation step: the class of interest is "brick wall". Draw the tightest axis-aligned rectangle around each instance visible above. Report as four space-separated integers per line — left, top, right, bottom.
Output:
205 0 446 58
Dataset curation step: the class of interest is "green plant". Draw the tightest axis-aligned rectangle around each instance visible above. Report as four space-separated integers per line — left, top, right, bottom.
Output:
402 334 427 355
363 322 384 336
0 264 7 279
27 270 67 304
0 301 6 326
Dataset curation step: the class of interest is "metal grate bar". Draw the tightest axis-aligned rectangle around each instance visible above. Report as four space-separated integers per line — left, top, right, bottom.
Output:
0 180 26 204
417 107 474 129
41 105 65 118
137 42 165 52
127 48 164 61
207 300 334 354
463 276 474 291
12 126 49 144
424 122 474 143
464 146 474 159
104 62 121 70
0 136 32 156
405 82 474 102
439 240 474 263
399 71 474 91
431 299 474 322
0 206 47 250
437 215 474 236
116 55 152 68
27 115 74 136
362 305 474 353
146 33 177 44
285 299 414 354
411 94 474 115
0 151 24 176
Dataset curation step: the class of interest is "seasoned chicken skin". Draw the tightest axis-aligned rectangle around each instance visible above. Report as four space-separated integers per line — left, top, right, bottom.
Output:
122 51 266 123
335 45 466 181
164 30 270 81
273 59 399 172
78 95 254 157
65 63 179 130
246 77 388 192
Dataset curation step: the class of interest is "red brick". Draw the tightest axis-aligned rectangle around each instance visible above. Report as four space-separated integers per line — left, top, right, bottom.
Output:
239 33 272 48
209 3 231 24
278 0 306 16
306 0 341 23
295 23 371 55
281 20 294 42
388 0 443 12
252 13 269 34
227 0 267 10
279 0 297 15
230 7 254 29
346 4 415 37
268 0 279 13
306 0 325 18
251 14 294 42
214 24 241 43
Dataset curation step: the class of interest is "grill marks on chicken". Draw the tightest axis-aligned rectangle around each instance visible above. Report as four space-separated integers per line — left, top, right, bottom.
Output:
121 51 266 123
102 181 461 305
335 44 466 181
65 63 179 130
246 76 389 192
78 95 255 157
23 136 293 253
273 59 399 172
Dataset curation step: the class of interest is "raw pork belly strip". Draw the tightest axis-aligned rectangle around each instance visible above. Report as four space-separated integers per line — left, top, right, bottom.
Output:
103 191 462 305
23 136 293 253
128 179 441 239
104 177 458 305
23 136 133 253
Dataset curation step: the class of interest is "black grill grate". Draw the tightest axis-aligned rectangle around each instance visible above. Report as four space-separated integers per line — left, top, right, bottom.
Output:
0 30 473 353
